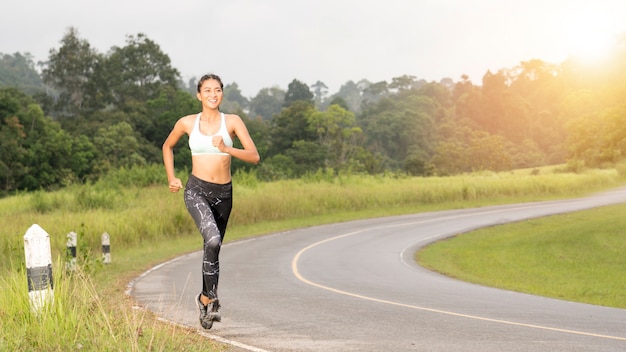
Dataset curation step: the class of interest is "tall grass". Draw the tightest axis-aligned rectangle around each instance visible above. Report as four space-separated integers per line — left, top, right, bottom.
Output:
231 168 621 225
1 167 623 273
0 259 219 351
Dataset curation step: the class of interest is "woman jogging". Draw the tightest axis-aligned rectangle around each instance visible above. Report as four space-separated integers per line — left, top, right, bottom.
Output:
162 73 260 329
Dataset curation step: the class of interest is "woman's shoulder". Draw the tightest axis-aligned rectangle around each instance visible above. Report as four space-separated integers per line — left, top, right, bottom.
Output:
178 113 199 124
223 113 245 130
181 112 200 121
223 112 243 123
173 113 199 132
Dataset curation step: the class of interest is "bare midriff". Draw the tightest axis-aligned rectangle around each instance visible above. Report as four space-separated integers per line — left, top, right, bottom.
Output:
191 154 232 184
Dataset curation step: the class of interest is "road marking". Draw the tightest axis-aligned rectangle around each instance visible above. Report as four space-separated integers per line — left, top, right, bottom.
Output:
291 206 626 342
126 252 272 352
150 316 272 352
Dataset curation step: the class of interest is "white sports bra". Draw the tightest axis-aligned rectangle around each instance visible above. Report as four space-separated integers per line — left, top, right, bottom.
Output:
188 112 233 156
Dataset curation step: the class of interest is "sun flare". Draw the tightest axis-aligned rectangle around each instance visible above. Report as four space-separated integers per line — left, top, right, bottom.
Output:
559 6 621 64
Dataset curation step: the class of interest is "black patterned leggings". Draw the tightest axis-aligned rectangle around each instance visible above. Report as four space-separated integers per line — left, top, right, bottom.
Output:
184 174 232 300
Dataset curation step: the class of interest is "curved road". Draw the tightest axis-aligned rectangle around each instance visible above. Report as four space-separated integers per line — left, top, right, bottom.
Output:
129 187 626 351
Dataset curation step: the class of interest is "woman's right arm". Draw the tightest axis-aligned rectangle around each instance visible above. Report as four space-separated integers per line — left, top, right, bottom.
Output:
162 119 187 192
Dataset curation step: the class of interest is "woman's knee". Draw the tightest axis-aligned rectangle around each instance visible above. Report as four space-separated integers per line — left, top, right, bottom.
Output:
203 233 222 252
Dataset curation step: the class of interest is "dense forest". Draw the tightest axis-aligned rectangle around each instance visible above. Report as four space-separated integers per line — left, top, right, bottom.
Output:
1 28 626 195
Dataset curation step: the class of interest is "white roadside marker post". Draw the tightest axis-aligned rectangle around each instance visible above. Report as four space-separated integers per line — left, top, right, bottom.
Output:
102 232 111 264
66 231 77 271
24 224 54 312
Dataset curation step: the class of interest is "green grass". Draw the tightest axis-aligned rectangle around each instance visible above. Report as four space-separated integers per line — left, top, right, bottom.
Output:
417 204 626 309
0 166 625 351
0 259 223 352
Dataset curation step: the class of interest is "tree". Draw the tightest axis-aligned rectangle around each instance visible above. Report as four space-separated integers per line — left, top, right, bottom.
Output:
22 108 78 189
453 74 475 101
362 80 388 106
0 88 32 191
222 82 249 113
453 75 482 124
66 134 97 181
310 80 328 107
510 139 547 169
0 114 27 192
146 86 199 148
509 59 559 93
307 104 363 169
327 80 363 113
0 52 44 95
0 89 64 190
269 100 316 157
249 86 285 120
389 75 417 92
256 154 296 181
102 33 180 111
414 81 453 109
283 79 313 107
478 70 508 134
0 88 97 190
42 27 102 116
429 140 469 175
232 114 270 174
285 140 328 176
92 122 146 175
359 90 439 173
430 130 512 174
567 105 626 167
84 33 183 165
466 131 512 171
327 96 349 111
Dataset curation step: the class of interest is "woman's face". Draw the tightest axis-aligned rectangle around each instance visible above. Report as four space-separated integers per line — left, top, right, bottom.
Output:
197 78 223 109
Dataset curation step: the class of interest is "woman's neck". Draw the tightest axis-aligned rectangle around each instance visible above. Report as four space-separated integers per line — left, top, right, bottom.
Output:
200 110 220 121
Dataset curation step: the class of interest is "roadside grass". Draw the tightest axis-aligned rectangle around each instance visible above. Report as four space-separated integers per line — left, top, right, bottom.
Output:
0 166 625 351
417 204 626 309
5 167 620 269
0 258 222 352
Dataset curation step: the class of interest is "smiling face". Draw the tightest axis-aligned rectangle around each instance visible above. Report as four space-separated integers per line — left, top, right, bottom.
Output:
197 78 223 109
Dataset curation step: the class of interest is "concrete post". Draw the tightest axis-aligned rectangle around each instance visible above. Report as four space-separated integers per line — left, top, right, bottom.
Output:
24 224 54 312
66 231 77 271
102 232 111 264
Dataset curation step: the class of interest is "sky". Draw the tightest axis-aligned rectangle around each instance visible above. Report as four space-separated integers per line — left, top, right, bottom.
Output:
3 0 626 97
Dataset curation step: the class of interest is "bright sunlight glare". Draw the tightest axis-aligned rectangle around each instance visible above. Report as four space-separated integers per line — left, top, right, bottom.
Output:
558 5 621 64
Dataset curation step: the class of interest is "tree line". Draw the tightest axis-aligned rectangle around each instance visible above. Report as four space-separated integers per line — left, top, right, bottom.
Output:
1 28 626 195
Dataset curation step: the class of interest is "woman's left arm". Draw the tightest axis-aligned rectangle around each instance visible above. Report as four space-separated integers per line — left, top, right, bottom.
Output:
221 114 260 164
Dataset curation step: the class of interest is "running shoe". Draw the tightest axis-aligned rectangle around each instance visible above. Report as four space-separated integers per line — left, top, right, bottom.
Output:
195 294 208 327
201 299 221 329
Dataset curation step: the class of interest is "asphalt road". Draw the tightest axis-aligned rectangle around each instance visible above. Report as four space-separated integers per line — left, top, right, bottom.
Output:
128 187 626 351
